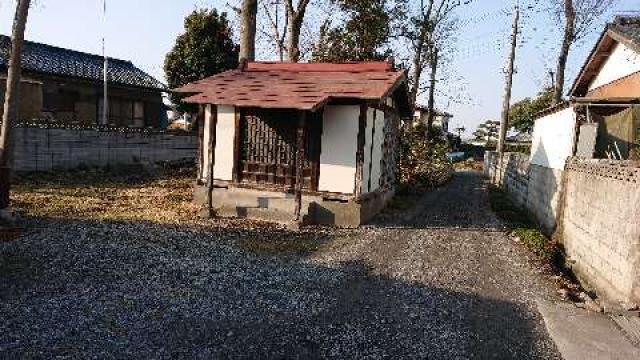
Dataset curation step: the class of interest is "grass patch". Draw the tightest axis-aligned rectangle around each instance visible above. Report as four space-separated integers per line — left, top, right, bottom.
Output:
488 186 558 261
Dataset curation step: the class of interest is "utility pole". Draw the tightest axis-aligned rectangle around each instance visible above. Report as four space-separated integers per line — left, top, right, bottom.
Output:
102 0 109 126
0 0 31 211
497 2 519 154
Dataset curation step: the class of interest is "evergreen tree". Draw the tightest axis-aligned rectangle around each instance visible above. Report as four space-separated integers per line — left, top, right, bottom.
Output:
164 9 239 109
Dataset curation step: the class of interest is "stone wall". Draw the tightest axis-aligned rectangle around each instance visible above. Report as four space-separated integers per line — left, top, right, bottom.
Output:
11 127 197 172
561 159 640 304
485 152 640 304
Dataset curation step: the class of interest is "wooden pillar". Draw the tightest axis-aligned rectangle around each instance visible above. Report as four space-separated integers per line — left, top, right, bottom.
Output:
206 104 218 218
354 104 367 197
294 111 307 221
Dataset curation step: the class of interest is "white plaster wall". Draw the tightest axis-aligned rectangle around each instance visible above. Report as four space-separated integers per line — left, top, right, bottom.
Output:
529 106 576 170
319 105 359 194
368 109 385 192
362 108 375 192
589 42 640 91
201 105 213 181
213 105 236 181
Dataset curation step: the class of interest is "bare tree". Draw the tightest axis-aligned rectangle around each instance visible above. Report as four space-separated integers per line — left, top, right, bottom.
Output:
239 0 258 61
0 0 31 212
262 1 289 61
551 0 616 104
284 0 312 62
404 0 467 140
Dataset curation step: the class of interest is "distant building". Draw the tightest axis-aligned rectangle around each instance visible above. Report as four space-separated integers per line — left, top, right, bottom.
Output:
0 35 166 128
413 106 452 134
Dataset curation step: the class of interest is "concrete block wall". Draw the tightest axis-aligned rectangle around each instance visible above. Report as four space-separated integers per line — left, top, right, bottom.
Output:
485 153 640 304
485 152 563 235
561 159 640 303
527 165 564 235
12 127 197 172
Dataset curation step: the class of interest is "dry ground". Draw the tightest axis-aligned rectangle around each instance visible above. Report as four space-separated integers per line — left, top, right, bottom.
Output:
12 165 200 224
1 168 561 359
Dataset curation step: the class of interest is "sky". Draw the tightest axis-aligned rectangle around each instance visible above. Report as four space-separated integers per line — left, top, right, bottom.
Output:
1 0 639 136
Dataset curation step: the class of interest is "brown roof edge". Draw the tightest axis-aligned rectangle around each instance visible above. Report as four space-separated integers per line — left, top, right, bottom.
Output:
607 27 640 54
569 26 612 96
570 22 640 97
244 61 394 73
533 101 573 120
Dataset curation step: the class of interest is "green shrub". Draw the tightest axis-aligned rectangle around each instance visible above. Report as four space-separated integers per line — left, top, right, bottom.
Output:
399 124 454 190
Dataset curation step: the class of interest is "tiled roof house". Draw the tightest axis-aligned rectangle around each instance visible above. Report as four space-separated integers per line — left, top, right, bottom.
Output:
0 35 166 128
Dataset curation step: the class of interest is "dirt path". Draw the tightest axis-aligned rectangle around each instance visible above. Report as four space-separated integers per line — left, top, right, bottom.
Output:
0 171 561 359
308 170 562 358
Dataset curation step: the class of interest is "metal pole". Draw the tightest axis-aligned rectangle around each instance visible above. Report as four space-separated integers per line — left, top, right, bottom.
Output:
102 0 108 126
497 2 519 154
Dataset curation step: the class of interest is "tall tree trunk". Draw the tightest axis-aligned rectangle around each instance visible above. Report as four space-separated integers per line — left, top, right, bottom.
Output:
425 47 438 141
285 0 310 63
0 0 31 210
553 0 575 105
287 18 302 62
239 0 258 61
409 38 424 108
408 1 434 109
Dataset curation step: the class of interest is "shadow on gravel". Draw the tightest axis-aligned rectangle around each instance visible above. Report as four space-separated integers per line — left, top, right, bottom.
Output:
1 217 550 359
370 171 504 231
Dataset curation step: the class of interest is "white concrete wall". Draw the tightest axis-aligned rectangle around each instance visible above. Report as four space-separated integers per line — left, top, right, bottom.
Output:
362 108 375 192
201 105 213 181
369 109 385 192
530 106 577 170
589 42 640 91
213 105 236 181
319 105 359 194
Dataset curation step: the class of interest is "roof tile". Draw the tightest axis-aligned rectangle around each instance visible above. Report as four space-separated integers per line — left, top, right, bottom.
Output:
0 35 165 91
177 61 406 111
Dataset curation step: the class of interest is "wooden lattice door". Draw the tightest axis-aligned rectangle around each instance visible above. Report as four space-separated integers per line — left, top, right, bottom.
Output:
239 108 321 191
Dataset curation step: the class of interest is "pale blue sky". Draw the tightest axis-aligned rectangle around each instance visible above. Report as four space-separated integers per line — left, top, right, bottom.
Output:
1 0 639 135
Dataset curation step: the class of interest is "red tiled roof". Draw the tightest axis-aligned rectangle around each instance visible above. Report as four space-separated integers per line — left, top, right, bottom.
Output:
175 61 407 112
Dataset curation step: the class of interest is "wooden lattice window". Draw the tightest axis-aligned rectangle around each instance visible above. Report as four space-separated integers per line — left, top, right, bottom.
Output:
239 108 321 190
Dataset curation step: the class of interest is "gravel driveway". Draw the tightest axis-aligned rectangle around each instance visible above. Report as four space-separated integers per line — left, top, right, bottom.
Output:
0 171 560 359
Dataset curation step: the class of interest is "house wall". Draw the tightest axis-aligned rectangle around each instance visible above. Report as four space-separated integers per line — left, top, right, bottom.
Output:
0 71 164 128
587 71 640 98
318 105 359 194
368 109 385 193
213 105 236 182
530 106 577 170
0 77 43 122
11 126 196 172
363 108 374 192
589 42 640 91
485 154 640 304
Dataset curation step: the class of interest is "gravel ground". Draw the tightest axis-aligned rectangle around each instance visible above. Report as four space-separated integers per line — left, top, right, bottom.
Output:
0 170 561 359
